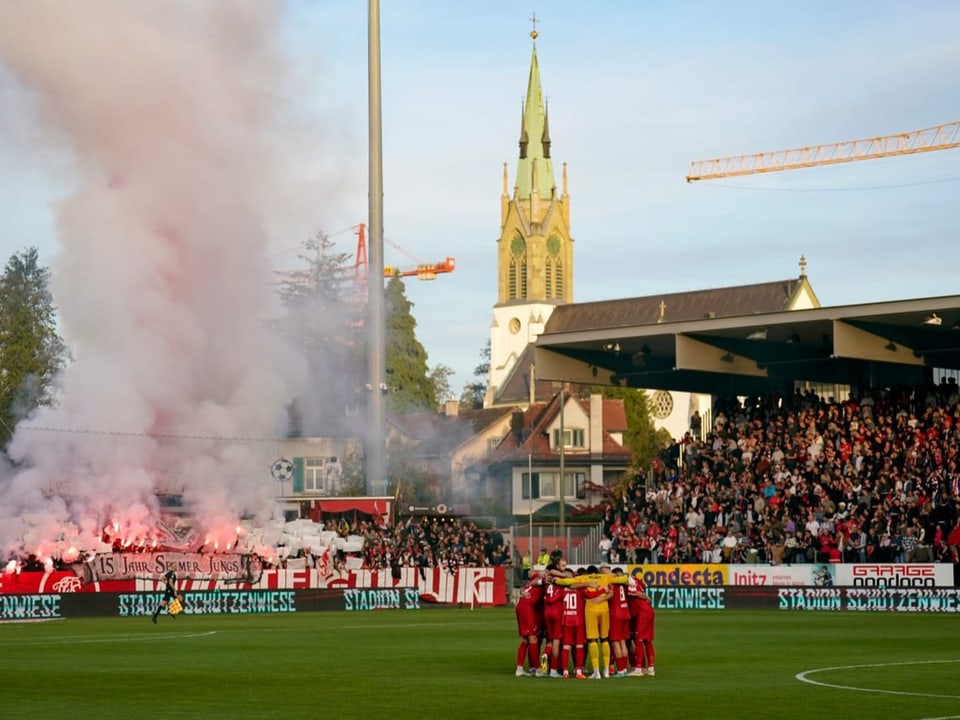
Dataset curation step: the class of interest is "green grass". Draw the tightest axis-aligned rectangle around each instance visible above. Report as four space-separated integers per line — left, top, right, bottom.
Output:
1 608 958 720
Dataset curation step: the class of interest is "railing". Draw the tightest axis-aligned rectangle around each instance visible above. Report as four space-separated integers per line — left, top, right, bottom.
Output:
508 520 606 569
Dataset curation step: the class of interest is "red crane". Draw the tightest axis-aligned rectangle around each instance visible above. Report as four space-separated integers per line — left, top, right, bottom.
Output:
354 223 456 281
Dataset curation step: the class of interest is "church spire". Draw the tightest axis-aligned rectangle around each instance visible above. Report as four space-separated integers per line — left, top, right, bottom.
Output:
515 29 555 201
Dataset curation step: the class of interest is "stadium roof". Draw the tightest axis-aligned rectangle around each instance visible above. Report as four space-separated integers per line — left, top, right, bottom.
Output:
533 294 960 395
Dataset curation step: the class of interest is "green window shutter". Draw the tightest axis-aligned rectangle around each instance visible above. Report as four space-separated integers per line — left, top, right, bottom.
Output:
293 457 305 493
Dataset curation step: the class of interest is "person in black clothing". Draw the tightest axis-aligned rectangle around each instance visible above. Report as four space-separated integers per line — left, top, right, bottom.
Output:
151 570 183 624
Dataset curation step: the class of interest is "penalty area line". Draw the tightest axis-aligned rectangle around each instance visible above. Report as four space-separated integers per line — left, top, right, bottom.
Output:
796 659 960 700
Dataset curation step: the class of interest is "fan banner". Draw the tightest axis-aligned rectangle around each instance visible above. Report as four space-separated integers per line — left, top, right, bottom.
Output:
1 566 509 606
71 552 254 583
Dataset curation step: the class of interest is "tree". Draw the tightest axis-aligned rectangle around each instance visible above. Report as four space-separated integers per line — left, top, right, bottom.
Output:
428 363 454 409
594 385 662 476
384 275 436 412
459 340 489 409
0 248 68 447
275 231 364 435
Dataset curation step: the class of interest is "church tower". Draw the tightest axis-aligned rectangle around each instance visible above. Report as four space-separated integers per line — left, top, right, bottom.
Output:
488 28 573 406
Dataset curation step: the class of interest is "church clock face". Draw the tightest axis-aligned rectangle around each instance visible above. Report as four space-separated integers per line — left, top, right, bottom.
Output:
546 234 561 257
509 317 521 334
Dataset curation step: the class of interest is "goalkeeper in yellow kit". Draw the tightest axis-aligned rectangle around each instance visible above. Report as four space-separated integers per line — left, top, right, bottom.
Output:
559 565 626 679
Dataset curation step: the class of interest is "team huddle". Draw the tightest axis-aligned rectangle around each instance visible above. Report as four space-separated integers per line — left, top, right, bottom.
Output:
514 560 656 679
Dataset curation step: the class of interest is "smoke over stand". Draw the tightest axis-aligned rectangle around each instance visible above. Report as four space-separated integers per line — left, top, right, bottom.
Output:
0 1 305 561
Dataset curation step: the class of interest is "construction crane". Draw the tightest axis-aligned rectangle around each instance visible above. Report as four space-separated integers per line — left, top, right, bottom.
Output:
272 223 455 287
686 120 960 182
354 223 456 281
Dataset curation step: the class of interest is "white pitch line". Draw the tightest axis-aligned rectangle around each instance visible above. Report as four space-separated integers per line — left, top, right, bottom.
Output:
6 630 217 646
796 659 960 700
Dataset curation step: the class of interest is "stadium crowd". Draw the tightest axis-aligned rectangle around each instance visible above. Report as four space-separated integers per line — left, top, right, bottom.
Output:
355 515 510 576
601 380 960 567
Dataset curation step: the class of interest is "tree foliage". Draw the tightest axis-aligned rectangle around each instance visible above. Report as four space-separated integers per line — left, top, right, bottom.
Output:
275 231 364 435
384 275 436 412
428 363 454 409
593 385 662 474
458 340 489 409
0 248 68 447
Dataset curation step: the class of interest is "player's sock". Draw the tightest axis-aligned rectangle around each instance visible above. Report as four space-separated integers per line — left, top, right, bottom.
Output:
616 655 628 673
527 641 540 670
516 642 528 668
560 648 570 674
601 640 611 674
575 646 585 671
588 641 599 673
645 641 655 667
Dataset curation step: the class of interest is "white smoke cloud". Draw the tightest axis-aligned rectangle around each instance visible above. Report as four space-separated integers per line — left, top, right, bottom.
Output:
0 0 311 559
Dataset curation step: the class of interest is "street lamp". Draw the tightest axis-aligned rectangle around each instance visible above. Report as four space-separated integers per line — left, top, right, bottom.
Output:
366 0 386 496
558 386 565 552
528 452 533 568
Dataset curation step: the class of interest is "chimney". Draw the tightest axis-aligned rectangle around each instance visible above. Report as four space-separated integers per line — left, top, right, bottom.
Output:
444 399 460 417
511 410 525 440
590 393 603 455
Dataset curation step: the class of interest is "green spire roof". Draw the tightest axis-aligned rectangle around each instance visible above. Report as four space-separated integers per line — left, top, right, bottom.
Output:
515 41 555 201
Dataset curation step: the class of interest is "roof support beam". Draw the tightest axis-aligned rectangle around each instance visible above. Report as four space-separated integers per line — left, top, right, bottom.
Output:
832 320 925 366
675 335 767 376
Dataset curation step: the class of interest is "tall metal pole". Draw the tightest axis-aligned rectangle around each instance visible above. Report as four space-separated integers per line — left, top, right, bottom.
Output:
558 386 565 550
528 452 533 565
366 0 386 496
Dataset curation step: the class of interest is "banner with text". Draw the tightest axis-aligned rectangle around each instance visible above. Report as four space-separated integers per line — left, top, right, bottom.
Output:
629 564 728 587
1 566 507 606
833 564 952 588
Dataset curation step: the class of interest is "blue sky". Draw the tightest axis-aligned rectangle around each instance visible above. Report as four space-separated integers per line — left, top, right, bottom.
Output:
3 1 960 397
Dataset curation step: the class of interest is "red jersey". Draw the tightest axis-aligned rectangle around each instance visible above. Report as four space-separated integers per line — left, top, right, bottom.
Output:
543 581 564 618
519 577 545 606
609 581 630 620
627 575 650 615
560 586 584 626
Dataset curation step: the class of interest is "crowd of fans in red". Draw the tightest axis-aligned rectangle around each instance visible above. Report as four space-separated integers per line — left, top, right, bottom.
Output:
357 515 510 576
600 380 960 567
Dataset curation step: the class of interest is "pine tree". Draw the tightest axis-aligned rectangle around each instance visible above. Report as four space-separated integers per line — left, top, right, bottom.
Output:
0 247 68 447
384 275 436 412
275 232 364 435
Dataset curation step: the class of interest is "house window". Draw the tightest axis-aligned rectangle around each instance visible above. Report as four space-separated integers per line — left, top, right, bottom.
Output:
539 472 557 498
521 472 540 500
304 457 327 492
529 471 585 500
570 472 587 499
553 428 585 449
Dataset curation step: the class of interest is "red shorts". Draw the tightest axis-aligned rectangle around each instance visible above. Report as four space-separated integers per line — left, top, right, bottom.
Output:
516 603 539 637
609 615 631 642
633 606 655 641
544 612 563 641
561 623 586 646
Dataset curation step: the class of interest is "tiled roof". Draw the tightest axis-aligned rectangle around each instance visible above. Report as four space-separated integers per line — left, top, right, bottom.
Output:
486 394 632 466
544 278 802 333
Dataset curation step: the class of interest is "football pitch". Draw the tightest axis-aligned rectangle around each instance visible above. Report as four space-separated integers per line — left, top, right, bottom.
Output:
1 608 957 720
